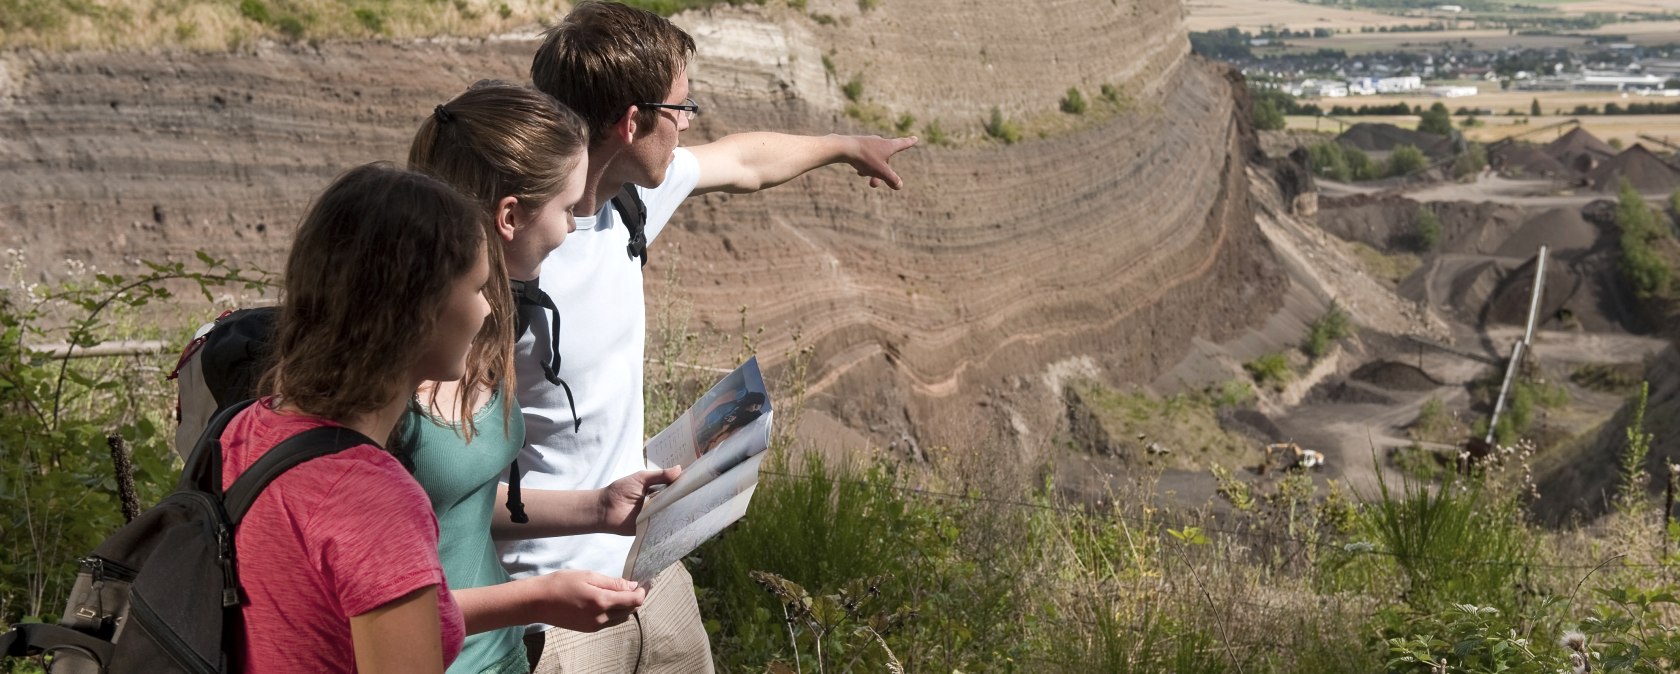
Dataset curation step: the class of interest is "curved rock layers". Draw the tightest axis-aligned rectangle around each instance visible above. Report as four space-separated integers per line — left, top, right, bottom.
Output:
0 0 1284 450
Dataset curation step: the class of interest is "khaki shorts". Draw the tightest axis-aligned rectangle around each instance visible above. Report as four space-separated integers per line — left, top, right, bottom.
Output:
524 564 714 674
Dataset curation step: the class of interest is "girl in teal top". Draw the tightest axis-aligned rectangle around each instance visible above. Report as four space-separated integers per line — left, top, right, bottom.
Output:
406 389 529 674
403 82 681 674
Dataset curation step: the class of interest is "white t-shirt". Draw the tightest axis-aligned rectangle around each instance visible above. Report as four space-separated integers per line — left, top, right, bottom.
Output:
498 148 700 592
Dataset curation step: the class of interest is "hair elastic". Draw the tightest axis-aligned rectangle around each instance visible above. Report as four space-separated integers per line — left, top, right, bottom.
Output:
433 104 453 124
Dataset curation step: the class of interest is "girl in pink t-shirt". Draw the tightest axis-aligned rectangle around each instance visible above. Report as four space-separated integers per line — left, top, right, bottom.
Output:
220 163 492 673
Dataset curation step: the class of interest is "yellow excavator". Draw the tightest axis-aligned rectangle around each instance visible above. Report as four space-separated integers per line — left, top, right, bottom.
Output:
1262 442 1325 474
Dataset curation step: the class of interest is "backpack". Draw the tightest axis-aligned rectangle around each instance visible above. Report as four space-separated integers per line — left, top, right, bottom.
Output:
170 308 277 459
167 307 531 521
612 184 649 267
0 399 372 673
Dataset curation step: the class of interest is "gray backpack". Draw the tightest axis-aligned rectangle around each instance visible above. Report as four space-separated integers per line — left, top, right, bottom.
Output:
0 399 370 673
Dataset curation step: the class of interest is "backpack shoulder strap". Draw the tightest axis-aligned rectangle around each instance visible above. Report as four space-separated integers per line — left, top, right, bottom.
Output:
222 425 377 527
1 622 114 665
611 185 649 267
177 398 259 494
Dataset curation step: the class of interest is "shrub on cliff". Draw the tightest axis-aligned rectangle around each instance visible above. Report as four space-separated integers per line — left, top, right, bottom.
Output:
1386 144 1428 177
1060 87 1087 115
1254 97 1287 130
983 106 1021 144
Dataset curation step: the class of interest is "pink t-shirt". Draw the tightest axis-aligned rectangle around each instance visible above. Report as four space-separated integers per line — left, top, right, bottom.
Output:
220 400 464 673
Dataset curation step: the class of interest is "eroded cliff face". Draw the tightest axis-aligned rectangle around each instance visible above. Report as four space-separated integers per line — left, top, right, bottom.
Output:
0 0 1285 453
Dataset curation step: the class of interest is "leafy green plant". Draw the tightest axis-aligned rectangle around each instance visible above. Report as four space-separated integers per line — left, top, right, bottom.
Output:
237 0 269 23
1617 381 1654 514
982 106 1021 144
1387 144 1428 177
1308 141 1381 182
1244 353 1292 390
1385 603 1545 673
1100 83 1121 105
922 119 949 147
1418 102 1453 135
841 73 864 102
751 572 910 673
1409 397 1467 444
1060 87 1087 115
1253 96 1286 130
352 7 383 33
1361 471 1533 611
1414 205 1443 252
1302 302 1351 360
893 112 915 135
1453 142 1488 180
0 254 267 626
1615 178 1672 298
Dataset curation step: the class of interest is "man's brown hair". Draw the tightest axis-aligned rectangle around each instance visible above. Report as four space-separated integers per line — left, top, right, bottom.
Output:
407 81 587 435
530 0 696 143
264 163 488 434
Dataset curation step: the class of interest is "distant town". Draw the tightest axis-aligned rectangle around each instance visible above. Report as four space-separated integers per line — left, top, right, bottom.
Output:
1193 27 1680 103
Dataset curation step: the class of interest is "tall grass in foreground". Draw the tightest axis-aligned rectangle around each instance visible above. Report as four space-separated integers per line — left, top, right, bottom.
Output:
5 250 1680 673
649 293 1680 673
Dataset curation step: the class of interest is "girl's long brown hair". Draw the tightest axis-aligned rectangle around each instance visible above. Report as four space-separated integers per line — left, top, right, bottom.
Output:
263 163 487 432
407 80 588 439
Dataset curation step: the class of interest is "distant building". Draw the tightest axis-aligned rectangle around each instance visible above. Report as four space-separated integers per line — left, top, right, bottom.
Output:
1302 81 1349 98
1429 85 1479 97
1435 5 1464 12
1574 71 1665 92
1377 76 1423 93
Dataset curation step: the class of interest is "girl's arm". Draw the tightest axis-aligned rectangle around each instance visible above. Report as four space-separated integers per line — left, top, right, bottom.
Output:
455 570 646 634
349 586 445 674
490 466 680 539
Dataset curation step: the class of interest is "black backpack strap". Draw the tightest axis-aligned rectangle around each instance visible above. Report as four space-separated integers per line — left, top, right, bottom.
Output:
222 425 378 527
178 398 260 494
1 622 114 665
611 185 649 267
505 459 529 524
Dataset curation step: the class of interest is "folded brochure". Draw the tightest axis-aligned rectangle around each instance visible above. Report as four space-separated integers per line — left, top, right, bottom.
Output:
624 356 772 584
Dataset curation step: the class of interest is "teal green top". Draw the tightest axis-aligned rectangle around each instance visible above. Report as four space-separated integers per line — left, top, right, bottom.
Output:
408 388 528 674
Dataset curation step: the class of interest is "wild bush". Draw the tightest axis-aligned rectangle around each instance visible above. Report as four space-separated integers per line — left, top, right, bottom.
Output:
841 73 864 102
1453 142 1488 180
922 119 949 147
1418 102 1453 135
1414 205 1443 251
1060 87 1087 116
894 111 915 135
1253 96 1286 130
1387 144 1428 177
1244 353 1292 390
1616 179 1672 298
0 253 266 627
982 106 1021 144
1302 302 1351 360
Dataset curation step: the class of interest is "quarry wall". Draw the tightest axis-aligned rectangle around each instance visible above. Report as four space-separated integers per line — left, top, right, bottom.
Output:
0 0 1286 452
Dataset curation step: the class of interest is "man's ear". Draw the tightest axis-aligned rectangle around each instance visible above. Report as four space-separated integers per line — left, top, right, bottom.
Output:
614 105 641 143
494 195 520 243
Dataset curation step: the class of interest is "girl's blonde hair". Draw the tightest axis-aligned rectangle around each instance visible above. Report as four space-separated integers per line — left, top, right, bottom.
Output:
407 80 588 439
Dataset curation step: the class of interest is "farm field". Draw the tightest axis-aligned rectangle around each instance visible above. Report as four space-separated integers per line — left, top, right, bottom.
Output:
1285 112 1680 147
1184 0 1433 32
1266 20 1680 56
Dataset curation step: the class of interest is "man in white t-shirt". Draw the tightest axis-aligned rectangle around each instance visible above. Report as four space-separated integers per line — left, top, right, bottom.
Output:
499 2 916 672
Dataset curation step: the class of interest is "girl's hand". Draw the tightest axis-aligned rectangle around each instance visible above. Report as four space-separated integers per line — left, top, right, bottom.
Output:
530 571 647 631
